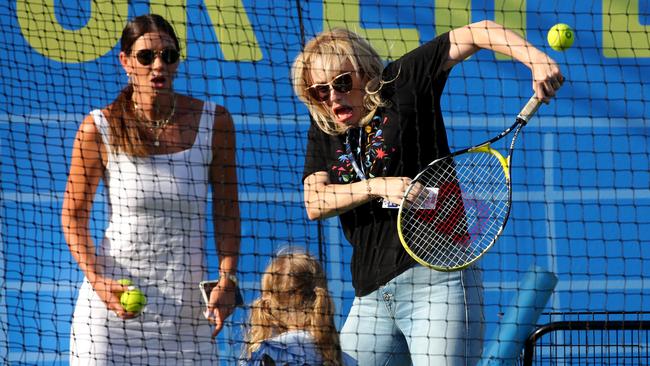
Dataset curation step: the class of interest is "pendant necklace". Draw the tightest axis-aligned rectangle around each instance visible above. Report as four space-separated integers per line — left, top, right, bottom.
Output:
133 95 177 147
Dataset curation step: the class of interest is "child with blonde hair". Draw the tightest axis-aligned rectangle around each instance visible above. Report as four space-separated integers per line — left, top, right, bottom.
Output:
240 249 354 366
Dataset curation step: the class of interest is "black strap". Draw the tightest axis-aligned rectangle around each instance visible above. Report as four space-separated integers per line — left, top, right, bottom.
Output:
260 353 276 366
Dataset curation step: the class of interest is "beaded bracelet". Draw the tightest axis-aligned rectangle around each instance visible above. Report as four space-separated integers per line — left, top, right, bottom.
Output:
219 272 238 286
365 179 373 197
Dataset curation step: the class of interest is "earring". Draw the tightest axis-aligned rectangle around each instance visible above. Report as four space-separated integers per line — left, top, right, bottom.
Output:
127 72 133 85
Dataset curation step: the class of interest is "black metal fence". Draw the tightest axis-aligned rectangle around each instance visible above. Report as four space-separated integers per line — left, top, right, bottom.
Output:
521 312 650 365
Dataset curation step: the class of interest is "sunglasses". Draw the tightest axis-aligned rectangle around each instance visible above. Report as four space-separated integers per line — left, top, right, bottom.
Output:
133 48 180 66
306 72 353 102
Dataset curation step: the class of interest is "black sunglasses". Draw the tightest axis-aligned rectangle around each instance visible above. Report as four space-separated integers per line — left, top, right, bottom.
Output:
306 72 353 102
134 48 180 66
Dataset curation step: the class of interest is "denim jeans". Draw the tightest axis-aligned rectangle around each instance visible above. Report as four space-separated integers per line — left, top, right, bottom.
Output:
340 265 484 366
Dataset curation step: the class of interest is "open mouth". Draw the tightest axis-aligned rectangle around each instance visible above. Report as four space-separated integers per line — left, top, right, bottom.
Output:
151 76 167 88
333 105 354 122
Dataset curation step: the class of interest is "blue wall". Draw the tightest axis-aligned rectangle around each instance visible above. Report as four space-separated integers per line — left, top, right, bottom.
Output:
1 1 649 364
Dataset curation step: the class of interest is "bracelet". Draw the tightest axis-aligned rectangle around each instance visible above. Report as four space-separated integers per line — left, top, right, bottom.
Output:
365 179 373 197
219 272 238 286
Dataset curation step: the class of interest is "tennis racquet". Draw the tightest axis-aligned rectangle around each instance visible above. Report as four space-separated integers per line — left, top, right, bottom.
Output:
397 94 543 272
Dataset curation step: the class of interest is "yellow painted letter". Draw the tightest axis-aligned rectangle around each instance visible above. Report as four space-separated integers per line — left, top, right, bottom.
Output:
495 0 527 60
17 0 127 63
323 0 419 60
603 0 650 58
435 0 471 34
204 0 262 61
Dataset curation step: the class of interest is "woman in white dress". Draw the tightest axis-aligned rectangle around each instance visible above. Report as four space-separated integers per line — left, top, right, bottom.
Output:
61 14 241 365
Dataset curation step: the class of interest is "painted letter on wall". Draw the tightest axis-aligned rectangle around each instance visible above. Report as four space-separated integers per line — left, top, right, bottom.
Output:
17 0 128 63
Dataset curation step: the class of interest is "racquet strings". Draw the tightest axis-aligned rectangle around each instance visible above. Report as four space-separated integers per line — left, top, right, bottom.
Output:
400 151 510 269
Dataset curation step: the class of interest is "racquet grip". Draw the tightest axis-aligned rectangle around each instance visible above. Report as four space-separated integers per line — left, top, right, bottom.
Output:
516 95 542 124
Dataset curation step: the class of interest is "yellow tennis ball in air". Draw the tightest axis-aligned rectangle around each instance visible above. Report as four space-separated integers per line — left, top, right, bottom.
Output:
120 287 147 313
547 23 574 51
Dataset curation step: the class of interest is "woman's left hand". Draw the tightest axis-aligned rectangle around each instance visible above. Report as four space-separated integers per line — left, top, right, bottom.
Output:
369 177 412 206
205 280 237 338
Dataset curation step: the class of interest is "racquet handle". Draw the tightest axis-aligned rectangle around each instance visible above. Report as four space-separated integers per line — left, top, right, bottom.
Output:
516 95 542 124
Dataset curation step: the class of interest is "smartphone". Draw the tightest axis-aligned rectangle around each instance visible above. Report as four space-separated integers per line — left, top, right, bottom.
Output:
199 279 244 308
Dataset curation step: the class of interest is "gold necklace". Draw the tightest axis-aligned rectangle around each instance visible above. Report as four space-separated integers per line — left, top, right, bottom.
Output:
133 95 177 147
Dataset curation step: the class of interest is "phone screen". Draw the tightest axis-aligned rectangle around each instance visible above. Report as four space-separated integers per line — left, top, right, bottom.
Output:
199 280 244 307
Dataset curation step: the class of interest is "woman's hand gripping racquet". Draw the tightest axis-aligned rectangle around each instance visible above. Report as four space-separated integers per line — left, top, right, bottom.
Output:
397 95 543 271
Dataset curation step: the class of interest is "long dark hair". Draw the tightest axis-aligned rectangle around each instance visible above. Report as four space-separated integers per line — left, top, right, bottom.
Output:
106 14 180 156
120 14 179 55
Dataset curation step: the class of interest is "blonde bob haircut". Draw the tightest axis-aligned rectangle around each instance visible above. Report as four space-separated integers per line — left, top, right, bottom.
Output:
292 28 386 136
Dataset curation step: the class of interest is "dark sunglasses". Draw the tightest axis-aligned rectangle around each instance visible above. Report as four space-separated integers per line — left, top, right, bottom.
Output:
134 48 180 66
306 72 353 102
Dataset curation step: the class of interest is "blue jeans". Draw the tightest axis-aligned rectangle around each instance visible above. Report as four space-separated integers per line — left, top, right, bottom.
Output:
340 265 484 366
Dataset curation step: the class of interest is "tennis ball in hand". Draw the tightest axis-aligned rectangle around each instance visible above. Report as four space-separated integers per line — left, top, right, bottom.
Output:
547 23 574 51
120 286 147 313
117 278 133 286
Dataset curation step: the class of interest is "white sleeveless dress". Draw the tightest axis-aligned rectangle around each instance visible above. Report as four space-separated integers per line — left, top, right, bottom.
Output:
70 102 219 365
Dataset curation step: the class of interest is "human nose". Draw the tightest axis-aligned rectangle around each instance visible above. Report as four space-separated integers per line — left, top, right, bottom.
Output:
151 54 165 69
327 85 345 103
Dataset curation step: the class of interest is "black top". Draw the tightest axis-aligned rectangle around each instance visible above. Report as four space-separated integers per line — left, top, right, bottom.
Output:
303 33 453 296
